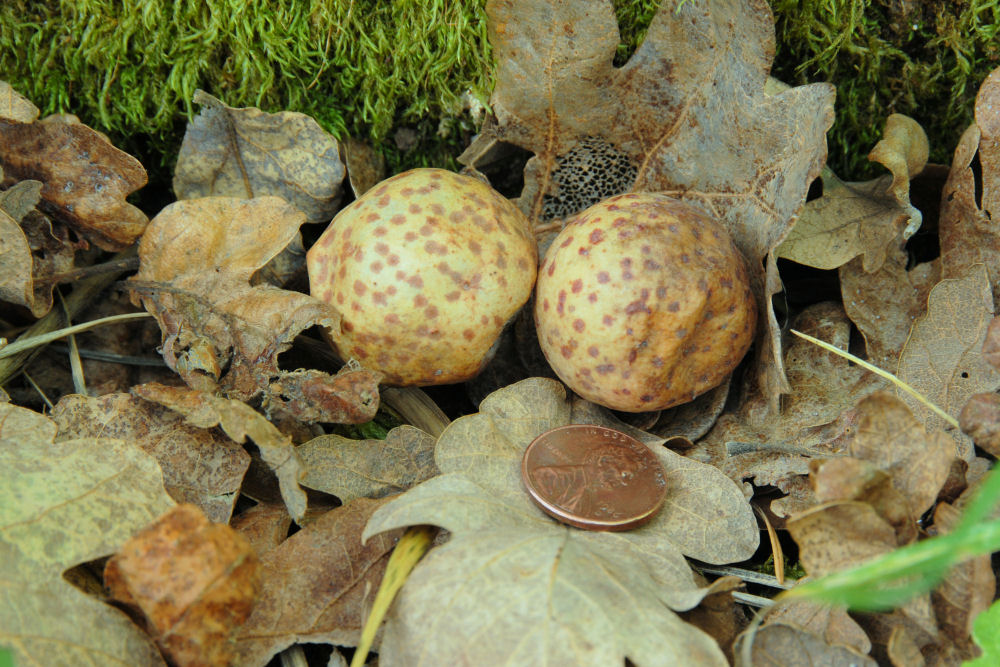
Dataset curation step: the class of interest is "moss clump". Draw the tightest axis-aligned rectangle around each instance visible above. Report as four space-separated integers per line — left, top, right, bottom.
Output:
0 0 492 198
772 0 1000 178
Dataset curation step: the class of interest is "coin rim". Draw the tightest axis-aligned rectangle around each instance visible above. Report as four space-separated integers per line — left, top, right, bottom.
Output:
520 424 667 531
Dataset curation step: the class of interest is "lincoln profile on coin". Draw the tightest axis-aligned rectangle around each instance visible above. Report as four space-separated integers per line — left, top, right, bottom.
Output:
528 442 647 515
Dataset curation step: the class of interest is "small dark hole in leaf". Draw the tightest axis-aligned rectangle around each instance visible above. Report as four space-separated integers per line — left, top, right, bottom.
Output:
961 371 970 379
805 177 823 201
473 141 532 200
972 150 984 210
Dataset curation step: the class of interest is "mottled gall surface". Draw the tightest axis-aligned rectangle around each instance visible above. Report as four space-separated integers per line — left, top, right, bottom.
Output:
307 168 537 385
535 193 757 411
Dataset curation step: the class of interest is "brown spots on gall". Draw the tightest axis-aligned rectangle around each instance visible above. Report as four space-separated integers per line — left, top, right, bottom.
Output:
353 280 367 296
388 254 400 266
373 292 387 306
407 275 423 288
446 291 461 302
414 294 428 307
596 364 615 375
375 242 389 256
589 229 604 244
425 240 447 255
408 203 422 214
561 346 573 359
370 261 383 273
597 271 610 284
588 293 597 303
571 279 583 294
463 329 476 341
425 306 439 319
602 315 614 326
547 261 556 277
557 290 566 315
668 301 680 312
559 235 575 248
573 319 585 332
391 214 406 225
468 240 482 254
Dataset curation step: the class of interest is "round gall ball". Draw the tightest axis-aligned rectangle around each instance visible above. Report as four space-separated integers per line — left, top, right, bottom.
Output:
534 193 756 411
307 168 537 386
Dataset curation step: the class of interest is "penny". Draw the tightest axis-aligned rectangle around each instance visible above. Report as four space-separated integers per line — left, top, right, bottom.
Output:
521 424 667 531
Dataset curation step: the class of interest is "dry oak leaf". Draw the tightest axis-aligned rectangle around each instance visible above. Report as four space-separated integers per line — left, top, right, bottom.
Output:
736 622 877 667
129 195 380 424
174 90 345 223
104 504 260 667
299 424 437 503
363 377 757 667
231 502 293 557
50 393 250 523
233 497 399 667
471 0 834 412
940 66 1000 307
0 401 174 667
777 114 928 272
840 241 940 370
0 113 148 250
764 600 872 656
897 264 1000 451
0 80 39 122
848 392 957 520
694 302 885 515
132 382 307 522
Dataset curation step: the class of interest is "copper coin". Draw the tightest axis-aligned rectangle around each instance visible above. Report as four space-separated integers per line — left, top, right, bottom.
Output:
521 424 667 531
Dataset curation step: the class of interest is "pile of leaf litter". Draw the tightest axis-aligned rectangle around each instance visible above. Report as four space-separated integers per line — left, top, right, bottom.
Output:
2 0 1000 665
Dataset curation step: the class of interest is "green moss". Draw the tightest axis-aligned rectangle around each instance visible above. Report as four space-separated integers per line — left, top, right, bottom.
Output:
2 0 995 197
772 0 1000 178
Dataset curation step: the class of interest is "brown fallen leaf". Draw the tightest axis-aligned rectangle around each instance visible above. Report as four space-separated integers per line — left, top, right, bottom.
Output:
928 502 995 650
940 66 1000 306
695 302 885 516
765 600 872 656
840 241 940 370
128 196 381 423
468 0 834 413
230 503 292 558
341 137 386 198
50 393 250 523
787 501 898 579
896 264 1000 452
0 80 39 122
174 90 345 223
0 114 148 250
736 622 877 667
959 392 1000 457
105 504 260 667
984 316 1000 370
849 392 957 520
133 382 307 522
233 498 399 667
0 401 174 666
363 377 757 666
777 114 928 272
299 424 437 503
0 176 84 317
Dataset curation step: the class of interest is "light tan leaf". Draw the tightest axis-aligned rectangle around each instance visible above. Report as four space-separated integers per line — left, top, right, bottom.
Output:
765 601 872 656
787 501 898 578
105 504 259 667
0 80 39 122
0 114 148 250
129 196 381 423
233 498 399 667
299 425 437 503
174 90 345 223
50 393 250 523
132 382 307 522
363 377 757 667
897 264 1000 444
0 402 174 666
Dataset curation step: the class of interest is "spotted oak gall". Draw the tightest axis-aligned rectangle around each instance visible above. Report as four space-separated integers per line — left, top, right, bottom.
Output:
534 193 757 412
307 168 537 386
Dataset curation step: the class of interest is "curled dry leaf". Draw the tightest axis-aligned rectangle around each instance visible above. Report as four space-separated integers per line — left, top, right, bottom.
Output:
959 392 1000 457
0 80 39 122
129 196 381 424
363 377 756 667
810 458 917 544
230 503 292 557
765 601 872 656
233 498 399 667
787 501 899 578
897 264 1000 450
50 393 250 523
940 66 1000 305
0 402 174 666
133 382 307 522
174 90 345 223
0 114 148 250
105 504 260 667
840 242 940 370
983 316 1000 371
469 0 834 413
299 424 437 503
777 114 929 272
849 392 957 520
